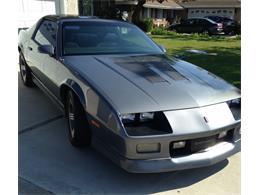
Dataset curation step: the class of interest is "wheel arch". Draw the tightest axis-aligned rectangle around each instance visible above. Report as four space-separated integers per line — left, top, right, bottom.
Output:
60 79 86 114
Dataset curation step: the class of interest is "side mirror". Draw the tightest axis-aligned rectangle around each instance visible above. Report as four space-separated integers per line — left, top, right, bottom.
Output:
158 45 166 53
38 45 55 56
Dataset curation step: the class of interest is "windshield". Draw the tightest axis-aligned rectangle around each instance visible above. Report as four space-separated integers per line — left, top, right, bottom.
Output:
62 21 163 55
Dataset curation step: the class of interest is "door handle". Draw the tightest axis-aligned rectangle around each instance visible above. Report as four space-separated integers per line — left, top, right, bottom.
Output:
28 46 33 51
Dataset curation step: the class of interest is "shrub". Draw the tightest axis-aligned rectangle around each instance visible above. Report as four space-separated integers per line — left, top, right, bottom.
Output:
150 27 241 41
189 33 210 39
151 27 177 36
136 18 153 32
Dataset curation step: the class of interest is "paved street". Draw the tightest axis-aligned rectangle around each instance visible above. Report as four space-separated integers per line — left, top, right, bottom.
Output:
18 73 241 195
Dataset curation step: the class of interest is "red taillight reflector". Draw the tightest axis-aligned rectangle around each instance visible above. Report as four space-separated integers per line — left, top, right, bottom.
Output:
217 23 223 28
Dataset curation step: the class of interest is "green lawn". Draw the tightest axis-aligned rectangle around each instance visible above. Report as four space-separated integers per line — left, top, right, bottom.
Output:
151 35 241 88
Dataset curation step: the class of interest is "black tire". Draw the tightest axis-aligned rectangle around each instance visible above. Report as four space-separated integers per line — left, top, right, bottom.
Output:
171 28 177 33
66 90 91 147
19 53 34 87
226 30 235 36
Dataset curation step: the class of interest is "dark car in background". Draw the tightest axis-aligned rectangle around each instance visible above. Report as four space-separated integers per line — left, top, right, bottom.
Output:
168 18 223 35
204 16 241 35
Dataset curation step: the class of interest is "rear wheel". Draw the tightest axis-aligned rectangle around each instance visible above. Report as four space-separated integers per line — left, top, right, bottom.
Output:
225 30 235 36
66 90 91 147
171 28 177 33
19 53 34 87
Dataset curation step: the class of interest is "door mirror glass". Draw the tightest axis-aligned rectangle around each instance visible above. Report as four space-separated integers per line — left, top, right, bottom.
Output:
38 45 55 56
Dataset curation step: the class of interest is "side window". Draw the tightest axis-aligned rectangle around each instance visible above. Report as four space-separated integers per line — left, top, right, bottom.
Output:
201 19 206 25
189 19 196 25
181 19 189 24
34 20 57 47
198 19 208 25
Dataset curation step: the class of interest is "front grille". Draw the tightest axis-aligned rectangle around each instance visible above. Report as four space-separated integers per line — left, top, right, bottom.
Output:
170 129 234 157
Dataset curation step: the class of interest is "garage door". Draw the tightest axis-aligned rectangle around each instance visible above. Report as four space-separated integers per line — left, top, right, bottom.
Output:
18 0 59 28
188 8 235 19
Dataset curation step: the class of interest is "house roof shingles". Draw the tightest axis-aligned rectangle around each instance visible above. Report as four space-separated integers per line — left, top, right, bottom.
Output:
143 0 183 10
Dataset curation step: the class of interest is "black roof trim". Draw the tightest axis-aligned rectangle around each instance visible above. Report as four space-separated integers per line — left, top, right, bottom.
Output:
42 15 99 22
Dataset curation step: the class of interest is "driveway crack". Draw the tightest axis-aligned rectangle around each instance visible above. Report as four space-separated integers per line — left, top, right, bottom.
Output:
19 176 54 194
19 115 63 135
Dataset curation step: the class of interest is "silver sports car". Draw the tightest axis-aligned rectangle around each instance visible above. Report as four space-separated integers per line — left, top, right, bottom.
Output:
18 15 241 173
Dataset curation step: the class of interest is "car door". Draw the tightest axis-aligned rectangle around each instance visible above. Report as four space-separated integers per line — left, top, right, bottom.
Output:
27 19 61 98
178 19 193 33
195 19 206 32
186 19 197 33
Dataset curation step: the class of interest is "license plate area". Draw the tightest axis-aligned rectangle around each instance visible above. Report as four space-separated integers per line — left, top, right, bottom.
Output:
170 129 234 157
190 136 217 153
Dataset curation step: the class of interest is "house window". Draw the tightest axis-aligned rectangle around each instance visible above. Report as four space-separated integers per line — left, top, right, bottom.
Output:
147 8 151 18
163 10 167 18
157 9 163 19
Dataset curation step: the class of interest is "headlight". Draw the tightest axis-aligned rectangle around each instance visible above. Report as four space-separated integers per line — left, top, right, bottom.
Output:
227 98 241 107
121 113 135 122
120 112 154 124
122 112 173 136
140 112 154 121
227 98 241 120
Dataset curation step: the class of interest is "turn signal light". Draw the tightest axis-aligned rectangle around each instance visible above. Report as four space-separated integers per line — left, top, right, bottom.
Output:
136 143 160 153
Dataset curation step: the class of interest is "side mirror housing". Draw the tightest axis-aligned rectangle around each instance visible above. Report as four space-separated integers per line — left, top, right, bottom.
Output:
38 45 55 56
158 45 166 53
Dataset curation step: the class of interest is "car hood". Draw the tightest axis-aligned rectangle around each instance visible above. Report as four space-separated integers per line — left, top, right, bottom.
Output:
63 54 240 114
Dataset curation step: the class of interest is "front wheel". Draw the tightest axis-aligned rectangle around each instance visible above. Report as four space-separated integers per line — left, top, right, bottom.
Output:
202 29 210 35
66 90 91 147
19 53 34 87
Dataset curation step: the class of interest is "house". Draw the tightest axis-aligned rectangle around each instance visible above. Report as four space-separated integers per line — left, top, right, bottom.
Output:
18 0 241 29
89 0 241 26
141 0 184 26
89 0 184 27
179 0 241 22
18 0 79 28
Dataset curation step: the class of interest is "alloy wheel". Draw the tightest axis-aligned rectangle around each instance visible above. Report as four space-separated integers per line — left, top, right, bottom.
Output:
68 97 76 138
20 56 27 82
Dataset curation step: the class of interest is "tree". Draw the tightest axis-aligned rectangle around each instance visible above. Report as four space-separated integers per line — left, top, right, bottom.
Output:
78 0 193 23
130 0 166 23
131 0 194 23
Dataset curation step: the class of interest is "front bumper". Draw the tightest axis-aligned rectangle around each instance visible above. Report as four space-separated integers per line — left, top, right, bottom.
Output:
120 139 240 173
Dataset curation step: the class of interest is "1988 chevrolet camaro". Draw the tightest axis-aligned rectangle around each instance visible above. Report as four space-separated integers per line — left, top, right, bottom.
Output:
18 15 241 173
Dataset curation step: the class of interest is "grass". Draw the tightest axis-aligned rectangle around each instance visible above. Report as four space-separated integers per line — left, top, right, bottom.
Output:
151 34 241 88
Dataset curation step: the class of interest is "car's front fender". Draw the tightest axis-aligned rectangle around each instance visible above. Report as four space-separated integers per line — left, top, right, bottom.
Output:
60 79 86 110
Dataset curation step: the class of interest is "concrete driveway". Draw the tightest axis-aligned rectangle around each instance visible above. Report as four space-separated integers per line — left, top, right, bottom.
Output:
18 73 241 195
